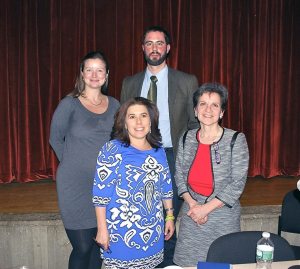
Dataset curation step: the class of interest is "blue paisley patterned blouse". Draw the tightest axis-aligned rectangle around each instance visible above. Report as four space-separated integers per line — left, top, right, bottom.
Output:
93 139 173 269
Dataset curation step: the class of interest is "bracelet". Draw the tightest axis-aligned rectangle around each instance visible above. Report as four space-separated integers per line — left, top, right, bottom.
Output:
165 215 175 222
165 207 174 212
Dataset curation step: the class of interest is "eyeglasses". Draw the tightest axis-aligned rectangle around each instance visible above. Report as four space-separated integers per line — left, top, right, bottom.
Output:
93 238 112 254
212 142 221 164
144 41 166 48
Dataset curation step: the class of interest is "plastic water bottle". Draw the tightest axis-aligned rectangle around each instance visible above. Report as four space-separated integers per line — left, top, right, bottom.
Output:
256 232 274 269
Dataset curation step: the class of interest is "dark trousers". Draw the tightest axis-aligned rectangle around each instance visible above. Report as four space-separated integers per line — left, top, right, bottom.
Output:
157 147 183 267
65 227 102 269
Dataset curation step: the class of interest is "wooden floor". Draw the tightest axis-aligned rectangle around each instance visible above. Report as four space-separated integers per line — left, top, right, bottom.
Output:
0 176 299 214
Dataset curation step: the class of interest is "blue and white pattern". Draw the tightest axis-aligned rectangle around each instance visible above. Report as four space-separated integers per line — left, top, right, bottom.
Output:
93 140 173 269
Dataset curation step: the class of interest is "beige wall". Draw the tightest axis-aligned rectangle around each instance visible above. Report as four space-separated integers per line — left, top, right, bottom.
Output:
0 206 299 269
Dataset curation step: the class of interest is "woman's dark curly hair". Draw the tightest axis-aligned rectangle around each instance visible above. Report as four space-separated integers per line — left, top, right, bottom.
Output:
111 97 162 149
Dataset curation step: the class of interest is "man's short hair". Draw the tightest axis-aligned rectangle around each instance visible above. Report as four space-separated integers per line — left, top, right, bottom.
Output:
142 25 171 44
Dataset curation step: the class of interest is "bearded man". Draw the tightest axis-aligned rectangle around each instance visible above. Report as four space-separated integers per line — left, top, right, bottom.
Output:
120 25 199 267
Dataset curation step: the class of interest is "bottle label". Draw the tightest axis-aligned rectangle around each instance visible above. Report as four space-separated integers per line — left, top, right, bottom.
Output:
256 245 274 261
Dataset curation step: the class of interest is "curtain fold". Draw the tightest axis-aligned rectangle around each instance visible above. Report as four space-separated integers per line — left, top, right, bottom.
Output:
0 0 299 183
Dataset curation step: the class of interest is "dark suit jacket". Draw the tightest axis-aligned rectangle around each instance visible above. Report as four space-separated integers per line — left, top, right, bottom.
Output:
120 67 199 155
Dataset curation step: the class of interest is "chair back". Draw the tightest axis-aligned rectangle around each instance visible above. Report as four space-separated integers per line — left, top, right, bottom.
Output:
206 231 295 264
278 189 300 234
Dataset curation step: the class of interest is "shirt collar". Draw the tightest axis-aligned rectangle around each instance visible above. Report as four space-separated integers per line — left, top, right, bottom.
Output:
146 65 168 81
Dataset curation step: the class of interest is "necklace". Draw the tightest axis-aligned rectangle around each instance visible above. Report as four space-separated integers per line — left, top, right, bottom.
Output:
81 95 104 106
199 127 222 143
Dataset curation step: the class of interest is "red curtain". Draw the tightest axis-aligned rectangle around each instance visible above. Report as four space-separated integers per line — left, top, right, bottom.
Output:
0 0 299 183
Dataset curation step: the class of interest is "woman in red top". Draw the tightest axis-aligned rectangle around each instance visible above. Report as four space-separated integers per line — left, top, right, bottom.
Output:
173 83 249 266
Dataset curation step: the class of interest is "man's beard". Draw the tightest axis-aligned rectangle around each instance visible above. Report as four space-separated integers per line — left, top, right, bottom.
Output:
144 51 168 66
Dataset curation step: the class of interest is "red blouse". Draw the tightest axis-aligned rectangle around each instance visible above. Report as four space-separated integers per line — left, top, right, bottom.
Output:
188 142 213 196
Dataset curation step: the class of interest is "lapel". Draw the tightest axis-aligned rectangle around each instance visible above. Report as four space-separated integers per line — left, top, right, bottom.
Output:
136 71 146 95
167 68 177 115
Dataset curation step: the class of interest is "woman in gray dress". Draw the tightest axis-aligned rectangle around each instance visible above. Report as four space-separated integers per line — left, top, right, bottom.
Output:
173 83 249 266
49 51 119 269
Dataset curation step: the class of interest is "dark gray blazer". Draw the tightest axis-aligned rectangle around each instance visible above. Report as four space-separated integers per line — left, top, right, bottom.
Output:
120 67 199 155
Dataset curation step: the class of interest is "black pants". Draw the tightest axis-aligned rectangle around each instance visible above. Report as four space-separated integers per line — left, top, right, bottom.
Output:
65 227 102 269
156 147 183 267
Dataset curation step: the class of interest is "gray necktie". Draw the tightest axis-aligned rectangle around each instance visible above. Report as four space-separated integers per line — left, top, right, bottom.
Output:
147 76 158 103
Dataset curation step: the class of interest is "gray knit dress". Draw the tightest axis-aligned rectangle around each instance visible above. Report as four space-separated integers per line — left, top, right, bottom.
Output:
173 128 249 266
49 96 120 229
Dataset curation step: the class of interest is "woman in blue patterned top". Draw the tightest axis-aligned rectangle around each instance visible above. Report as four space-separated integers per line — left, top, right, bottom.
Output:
93 97 175 269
